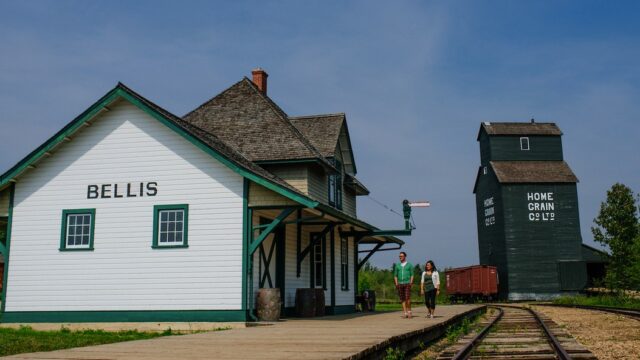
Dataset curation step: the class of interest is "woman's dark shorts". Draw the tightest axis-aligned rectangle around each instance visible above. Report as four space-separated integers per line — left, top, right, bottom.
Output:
397 284 412 301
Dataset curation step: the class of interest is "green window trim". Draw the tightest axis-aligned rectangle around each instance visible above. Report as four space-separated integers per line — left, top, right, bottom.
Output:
152 204 189 249
59 209 96 251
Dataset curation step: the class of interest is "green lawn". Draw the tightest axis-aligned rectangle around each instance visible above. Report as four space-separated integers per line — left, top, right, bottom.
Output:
553 294 640 310
0 326 172 357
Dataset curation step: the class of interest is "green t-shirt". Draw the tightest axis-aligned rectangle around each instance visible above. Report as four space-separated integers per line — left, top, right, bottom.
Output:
394 262 414 284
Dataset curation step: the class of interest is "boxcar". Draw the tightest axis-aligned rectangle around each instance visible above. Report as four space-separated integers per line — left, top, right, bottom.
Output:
446 265 498 302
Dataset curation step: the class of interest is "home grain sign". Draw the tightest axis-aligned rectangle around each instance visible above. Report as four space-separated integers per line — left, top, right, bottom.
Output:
484 196 496 226
527 192 555 221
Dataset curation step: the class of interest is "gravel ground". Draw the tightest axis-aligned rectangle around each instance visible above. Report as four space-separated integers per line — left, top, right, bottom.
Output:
532 305 640 360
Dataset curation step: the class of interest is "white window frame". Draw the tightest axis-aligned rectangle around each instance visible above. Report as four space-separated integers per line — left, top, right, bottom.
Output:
153 204 189 249
60 209 95 251
520 137 530 151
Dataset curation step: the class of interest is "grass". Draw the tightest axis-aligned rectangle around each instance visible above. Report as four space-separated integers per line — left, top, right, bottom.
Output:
375 303 404 311
553 294 640 310
413 309 489 360
0 326 182 357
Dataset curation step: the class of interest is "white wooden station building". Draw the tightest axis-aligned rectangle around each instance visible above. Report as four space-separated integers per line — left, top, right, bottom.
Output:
0 70 407 323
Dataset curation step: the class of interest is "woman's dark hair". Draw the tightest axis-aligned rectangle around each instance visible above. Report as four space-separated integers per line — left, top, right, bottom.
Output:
425 260 436 271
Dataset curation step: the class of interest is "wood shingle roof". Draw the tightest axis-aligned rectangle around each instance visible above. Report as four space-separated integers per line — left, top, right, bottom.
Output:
289 114 345 157
182 78 332 166
478 122 562 139
490 161 578 183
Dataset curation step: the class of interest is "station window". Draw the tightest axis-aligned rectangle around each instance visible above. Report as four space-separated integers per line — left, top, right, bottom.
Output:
153 204 189 248
520 137 530 151
340 236 349 290
311 232 326 289
60 209 95 251
328 159 343 210
314 241 323 287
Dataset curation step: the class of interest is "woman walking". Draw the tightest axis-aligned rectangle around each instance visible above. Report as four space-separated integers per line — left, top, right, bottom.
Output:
420 260 440 318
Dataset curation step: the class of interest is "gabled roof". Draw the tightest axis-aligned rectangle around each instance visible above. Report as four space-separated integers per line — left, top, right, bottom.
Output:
490 161 578 183
182 78 333 170
473 161 578 193
289 114 344 156
0 80 404 245
290 113 358 174
477 122 562 140
0 83 319 208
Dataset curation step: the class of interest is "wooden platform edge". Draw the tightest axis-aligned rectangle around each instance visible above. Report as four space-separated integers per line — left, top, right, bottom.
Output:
347 305 487 360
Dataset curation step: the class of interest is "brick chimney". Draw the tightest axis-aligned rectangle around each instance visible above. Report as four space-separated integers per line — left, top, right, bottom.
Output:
251 68 268 94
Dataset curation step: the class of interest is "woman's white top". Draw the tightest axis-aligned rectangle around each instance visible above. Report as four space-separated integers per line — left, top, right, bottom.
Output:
421 270 440 288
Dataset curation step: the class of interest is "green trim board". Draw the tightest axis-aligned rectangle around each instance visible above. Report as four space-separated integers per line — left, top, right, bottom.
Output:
242 178 249 311
0 85 319 211
326 305 356 315
0 184 14 307
59 208 96 251
0 310 246 323
330 228 336 307
249 208 295 255
152 204 189 249
283 305 355 317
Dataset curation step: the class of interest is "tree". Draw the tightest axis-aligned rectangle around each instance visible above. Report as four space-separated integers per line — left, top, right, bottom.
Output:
591 183 640 290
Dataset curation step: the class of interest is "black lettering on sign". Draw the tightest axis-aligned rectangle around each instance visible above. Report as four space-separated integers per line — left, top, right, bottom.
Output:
101 184 111 198
87 182 158 199
146 182 158 196
114 184 123 198
127 183 136 197
87 185 99 199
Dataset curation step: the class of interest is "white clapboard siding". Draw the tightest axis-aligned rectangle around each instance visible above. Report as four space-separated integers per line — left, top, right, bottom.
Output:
334 226 355 306
6 101 244 312
284 223 311 307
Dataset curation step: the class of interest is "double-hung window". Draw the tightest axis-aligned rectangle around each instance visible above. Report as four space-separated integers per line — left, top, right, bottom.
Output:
311 232 326 289
340 236 349 290
328 159 343 210
153 204 189 248
520 137 530 151
60 209 95 251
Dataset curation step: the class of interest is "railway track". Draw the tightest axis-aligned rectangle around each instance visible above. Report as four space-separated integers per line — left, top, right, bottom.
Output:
533 303 640 320
436 305 597 360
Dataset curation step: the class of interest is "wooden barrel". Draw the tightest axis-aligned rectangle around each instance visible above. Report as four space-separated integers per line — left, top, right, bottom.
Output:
256 288 281 322
295 288 316 317
315 288 325 316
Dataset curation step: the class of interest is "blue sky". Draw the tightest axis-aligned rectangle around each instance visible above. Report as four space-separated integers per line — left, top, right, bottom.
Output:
1 1 638 268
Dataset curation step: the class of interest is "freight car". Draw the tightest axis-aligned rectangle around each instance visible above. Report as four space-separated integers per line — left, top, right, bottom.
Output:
446 265 498 302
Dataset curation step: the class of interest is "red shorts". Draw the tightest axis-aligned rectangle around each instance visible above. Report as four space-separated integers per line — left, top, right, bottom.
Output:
397 284 412 301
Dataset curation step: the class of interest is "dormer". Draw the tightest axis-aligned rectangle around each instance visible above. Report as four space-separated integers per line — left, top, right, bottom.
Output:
477 121 564 165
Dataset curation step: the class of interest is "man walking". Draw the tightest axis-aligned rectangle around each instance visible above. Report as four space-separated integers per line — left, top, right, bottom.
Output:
393 251 414 318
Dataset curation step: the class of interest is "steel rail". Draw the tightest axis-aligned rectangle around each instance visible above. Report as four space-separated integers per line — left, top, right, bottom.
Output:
528 306 572 360
534 303 640 320
450 307 503 360
451 305 573 360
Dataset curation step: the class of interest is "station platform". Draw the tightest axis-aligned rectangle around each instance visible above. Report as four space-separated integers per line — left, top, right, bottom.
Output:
5 305 484 360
